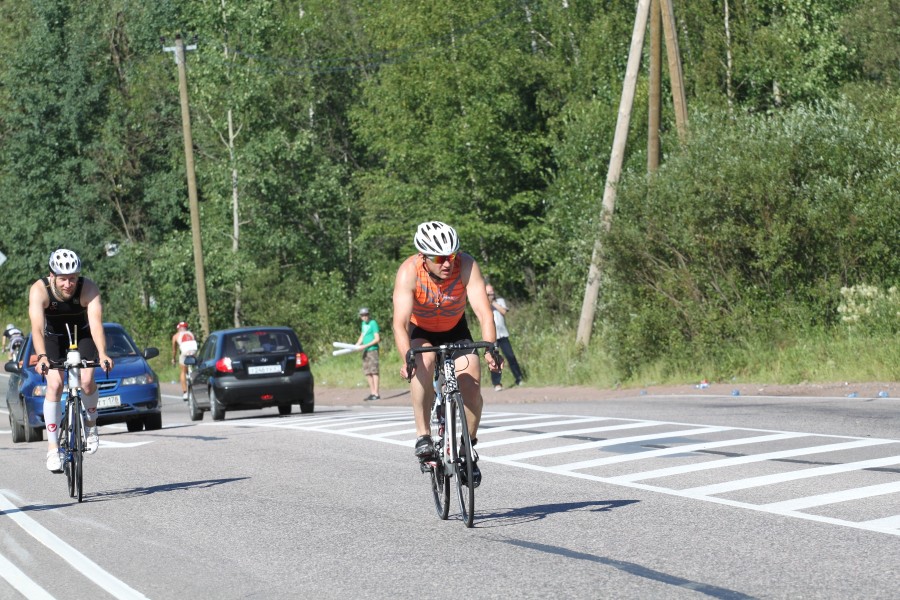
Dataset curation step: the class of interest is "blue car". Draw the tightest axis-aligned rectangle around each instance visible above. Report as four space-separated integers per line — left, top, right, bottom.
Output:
4 322 162 443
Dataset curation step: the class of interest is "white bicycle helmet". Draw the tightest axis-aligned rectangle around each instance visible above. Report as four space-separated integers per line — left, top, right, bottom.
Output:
414 221 460 255
49 249 81 275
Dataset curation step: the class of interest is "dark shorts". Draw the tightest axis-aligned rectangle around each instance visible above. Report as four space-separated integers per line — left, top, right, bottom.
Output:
409 316 477 359
43 330 98 362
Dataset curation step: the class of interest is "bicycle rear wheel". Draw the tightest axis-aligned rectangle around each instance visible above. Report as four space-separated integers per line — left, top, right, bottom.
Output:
72 404 84 502
451 393 475 528
429 402 450 519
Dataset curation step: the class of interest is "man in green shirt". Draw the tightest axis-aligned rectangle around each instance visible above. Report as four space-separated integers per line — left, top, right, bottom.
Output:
355 307 381 401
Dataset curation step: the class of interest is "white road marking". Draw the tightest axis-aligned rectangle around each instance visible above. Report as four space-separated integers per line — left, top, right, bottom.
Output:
683 455 900 496
605 439 893 483
0 491 149 599
494 426 731 461
554 432 808 471
215 409 900 537
762 481 900 511
0 552 56 600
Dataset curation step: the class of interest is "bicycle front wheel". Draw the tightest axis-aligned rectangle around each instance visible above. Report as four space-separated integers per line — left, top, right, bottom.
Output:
60 414 75 498
72 406 84 503
451 393 475 528
429 404 450 519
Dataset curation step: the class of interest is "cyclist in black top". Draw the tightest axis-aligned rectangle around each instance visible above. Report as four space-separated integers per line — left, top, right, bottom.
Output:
28 249 113 472
3 323 25 360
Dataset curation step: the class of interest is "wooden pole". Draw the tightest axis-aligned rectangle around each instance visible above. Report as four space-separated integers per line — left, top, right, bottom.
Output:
174 36 211 339
660 0 688 139
575 0 651 347
648 0 661 173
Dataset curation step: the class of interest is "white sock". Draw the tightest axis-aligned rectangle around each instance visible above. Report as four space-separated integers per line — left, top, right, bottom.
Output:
82 388 99 426
44 400 62 447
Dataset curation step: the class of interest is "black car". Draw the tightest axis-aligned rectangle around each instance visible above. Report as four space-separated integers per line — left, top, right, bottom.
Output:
185 326 314 421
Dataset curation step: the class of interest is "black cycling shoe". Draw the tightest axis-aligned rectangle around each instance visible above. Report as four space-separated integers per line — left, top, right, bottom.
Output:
415 435 435 460
458 448 481 488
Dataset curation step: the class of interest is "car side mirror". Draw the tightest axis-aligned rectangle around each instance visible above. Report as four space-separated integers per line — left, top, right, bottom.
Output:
143 347 160 360
4 360 20 374
183 355 197 366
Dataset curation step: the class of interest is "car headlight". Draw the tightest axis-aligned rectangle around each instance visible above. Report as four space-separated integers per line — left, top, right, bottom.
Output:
121 374 155 386
33 385 46 397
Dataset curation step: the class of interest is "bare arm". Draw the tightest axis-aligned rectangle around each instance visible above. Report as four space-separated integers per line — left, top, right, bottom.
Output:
462 258 499 371
82 279 113 369
392 259 416 374
28 280 49 371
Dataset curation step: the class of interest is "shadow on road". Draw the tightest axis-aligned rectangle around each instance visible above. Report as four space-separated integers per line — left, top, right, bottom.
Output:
476 499 639 528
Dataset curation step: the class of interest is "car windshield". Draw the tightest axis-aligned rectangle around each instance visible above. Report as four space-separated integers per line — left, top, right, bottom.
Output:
105 331 139 358
226 331 296 355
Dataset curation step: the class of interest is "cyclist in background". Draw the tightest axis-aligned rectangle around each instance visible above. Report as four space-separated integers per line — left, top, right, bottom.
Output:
171 321 197 401
3 323 25 360
393 221 500 484
29 249 113 472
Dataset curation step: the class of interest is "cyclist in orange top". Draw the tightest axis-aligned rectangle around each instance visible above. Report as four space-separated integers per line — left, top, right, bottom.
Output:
393 221 500 484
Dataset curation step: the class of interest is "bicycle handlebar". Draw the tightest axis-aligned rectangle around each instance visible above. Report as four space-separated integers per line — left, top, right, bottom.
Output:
41 358 111 376
405 341 502 382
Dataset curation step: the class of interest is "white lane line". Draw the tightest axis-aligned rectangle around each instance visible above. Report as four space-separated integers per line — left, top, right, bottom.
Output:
606 439 894 483
859 515 900 530
0 492 149 599
476 416 612 437
683 455 900 496
0 552 56 600
762 481 900 511
476 421 668 449
494 427 731 461
478 414 568 425
554 432 808 471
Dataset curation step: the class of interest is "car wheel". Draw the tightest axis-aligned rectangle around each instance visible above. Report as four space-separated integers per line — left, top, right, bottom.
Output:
188 388 203 421
278 404 292 416
126 419 144 432
144 413 162 431
24 424 42 443
9 412 25 444
300 399 314 414
210 388 225 421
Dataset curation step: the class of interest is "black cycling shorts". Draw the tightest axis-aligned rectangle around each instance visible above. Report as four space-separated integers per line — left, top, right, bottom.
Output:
409 316 477 359
43 329 98 362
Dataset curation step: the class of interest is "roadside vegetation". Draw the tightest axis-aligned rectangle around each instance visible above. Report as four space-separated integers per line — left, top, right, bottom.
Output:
1 1 898 390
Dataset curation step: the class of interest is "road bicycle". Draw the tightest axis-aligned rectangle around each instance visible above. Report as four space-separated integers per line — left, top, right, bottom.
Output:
43 335 108 503
406 341 500 528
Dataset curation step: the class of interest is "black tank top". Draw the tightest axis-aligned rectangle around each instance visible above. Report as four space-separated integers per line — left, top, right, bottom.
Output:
42 276 90 336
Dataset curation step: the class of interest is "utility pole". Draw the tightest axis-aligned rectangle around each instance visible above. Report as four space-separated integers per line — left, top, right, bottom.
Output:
164 35 210 339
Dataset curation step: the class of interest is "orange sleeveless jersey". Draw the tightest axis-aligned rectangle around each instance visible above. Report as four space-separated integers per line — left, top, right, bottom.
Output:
410 255 467 332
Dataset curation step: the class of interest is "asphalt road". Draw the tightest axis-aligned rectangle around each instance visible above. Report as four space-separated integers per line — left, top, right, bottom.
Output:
1 374 898 599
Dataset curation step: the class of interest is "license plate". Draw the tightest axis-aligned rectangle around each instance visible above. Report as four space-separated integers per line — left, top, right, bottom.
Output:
248 364 281 375
98 395 121 409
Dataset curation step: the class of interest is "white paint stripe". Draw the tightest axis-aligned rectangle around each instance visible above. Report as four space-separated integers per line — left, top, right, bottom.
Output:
859 515 900 530
481 457 900 536
684 455 900 496
475 416 611 436
554 432 808 471
0 492 149 599
340 418 421 433
0 552 56 600
607 439 894 483
493 427 731 461
477 414 566 425
762 481 900 511
477 421 667 449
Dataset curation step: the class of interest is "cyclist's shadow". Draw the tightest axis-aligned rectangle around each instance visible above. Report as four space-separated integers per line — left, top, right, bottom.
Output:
475 499 639 528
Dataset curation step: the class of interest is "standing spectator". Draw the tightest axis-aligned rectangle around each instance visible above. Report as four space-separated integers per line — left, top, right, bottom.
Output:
486 285 524 391
355 307 381 401
171 321 198 401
